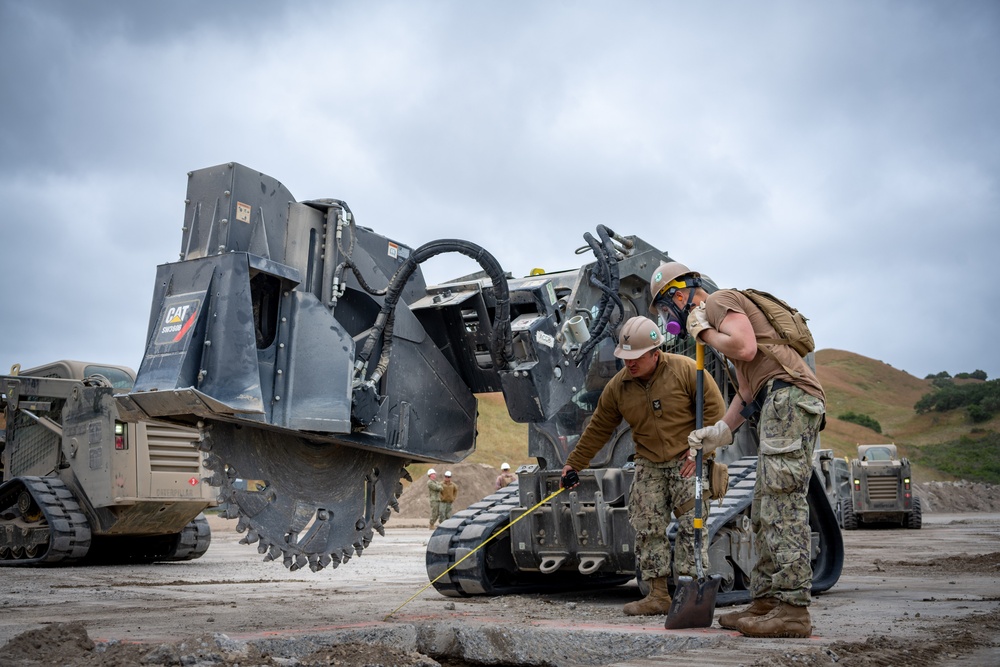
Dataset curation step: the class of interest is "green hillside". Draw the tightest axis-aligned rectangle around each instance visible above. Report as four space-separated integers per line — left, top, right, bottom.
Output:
409 349 1000 484
816 349 1000 483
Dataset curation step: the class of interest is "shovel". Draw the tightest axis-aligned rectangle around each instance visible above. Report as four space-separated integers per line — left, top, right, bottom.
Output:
664 340 722 629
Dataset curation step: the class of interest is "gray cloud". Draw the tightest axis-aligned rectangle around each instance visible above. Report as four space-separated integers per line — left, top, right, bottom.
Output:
1 0 997 381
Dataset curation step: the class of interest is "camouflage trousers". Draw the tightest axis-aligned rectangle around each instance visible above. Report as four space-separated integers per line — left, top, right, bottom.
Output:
429 499 441 525
439 502 454 521
629 457 710 581
750 383 825 606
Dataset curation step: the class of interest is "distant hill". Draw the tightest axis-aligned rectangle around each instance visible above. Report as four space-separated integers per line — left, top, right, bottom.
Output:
407 348 1000 485
815 349 999 482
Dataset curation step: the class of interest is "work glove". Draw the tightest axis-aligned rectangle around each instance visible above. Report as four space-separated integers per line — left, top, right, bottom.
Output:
685 302 712 341
687 420 733 457
561 468 580 489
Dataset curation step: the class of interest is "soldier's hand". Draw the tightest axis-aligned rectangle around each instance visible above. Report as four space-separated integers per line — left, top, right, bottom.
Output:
685 302 712 341
687 419 733 455
680 456 697 478
561 465 580 489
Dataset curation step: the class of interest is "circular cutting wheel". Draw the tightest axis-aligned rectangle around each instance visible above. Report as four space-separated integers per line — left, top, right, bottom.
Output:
201 422 408 571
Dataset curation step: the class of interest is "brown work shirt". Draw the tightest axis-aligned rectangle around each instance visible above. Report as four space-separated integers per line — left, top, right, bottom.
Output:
440 480 458 503
704 290 825 402
565 351 726 470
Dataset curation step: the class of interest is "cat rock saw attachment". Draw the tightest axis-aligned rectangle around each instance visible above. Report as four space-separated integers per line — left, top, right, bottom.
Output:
116 162 529 571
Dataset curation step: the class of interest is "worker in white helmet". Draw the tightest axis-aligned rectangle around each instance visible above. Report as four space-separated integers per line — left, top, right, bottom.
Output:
561 315 725 617
495 462 517 490
439 470 458 521
427 469 442 530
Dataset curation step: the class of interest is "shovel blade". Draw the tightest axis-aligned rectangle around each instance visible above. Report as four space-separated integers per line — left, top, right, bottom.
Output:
663 575 723 629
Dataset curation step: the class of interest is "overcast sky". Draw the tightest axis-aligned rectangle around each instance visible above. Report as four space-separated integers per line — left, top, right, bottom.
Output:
1 1 997 383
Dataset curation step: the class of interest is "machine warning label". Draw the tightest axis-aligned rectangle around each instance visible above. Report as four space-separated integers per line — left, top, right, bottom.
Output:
535 331 555 348
236 201 252 223
155 298 201 346
387 241 399 259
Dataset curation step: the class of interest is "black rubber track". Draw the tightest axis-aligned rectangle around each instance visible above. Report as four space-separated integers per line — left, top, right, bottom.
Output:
0 476 92 566
426 457 843 605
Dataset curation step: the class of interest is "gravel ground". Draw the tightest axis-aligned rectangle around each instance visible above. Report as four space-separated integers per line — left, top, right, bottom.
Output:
1 508 999 667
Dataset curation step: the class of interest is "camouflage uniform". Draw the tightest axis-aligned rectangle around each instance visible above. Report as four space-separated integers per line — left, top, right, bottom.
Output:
630 458 710 580
565 351 725 582
703 289 826 611
750 382 825 605
428 478 443 526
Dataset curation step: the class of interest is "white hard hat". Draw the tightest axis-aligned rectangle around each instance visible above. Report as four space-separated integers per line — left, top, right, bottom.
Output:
501 462 510 470
427 468 436 475
444 470 452 477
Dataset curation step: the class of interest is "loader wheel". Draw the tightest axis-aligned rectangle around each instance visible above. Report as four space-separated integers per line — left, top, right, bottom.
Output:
839 498 858 530
907 497 923 529
17 490 43 522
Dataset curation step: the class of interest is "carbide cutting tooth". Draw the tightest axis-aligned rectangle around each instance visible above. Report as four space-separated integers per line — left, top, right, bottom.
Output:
264 545 282 562
308 554 322 572
292 554 308 571
205 471 225 486
240 528 259 545
402 469 413 482
388 498 400 513
340 548 352 563
222 504 241 520
353 541 365 557
257 540 270 555
203 455 223 471
373 520 385 537
327 554 340 570
318 554 332 569
197 438 212 452
235 516 249 533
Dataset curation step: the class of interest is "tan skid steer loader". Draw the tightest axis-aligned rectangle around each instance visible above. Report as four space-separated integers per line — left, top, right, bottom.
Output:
1 360 215 565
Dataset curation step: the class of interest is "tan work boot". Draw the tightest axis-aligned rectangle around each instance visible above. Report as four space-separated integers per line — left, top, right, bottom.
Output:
429 523 436 530
736 601 812 638
624 577 672 616
718 596 779 630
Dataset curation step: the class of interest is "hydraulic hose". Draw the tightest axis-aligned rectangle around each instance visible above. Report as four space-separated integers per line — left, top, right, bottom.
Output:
355 238 514 386
575 225 624 363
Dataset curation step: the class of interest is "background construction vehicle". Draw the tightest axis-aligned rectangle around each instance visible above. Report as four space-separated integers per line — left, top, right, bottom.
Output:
117 162 842 603
1 360 215 565
839 443 922 530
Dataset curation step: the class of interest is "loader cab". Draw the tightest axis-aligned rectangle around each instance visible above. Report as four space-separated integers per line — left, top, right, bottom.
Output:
857 444 897 463
19 360 136 391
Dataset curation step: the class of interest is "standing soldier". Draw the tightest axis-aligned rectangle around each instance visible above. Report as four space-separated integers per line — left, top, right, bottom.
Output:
651 261 826 638
561 316 726 616
439 471 459 521
427 469 443 530
495 462 517 490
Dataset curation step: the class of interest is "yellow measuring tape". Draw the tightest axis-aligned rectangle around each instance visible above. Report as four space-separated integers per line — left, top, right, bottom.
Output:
383 486 566 620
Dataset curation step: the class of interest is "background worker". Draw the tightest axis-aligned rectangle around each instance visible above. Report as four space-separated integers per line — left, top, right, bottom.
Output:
560 316 725 616
495 462 517 490
651 262 826 639
427 469 443 529
439 470 459 521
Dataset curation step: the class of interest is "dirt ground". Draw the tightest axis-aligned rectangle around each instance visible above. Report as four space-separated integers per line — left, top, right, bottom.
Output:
2 475 999 667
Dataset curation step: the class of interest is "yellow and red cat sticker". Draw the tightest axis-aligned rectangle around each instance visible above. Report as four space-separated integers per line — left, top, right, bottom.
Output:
155 298 201 345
